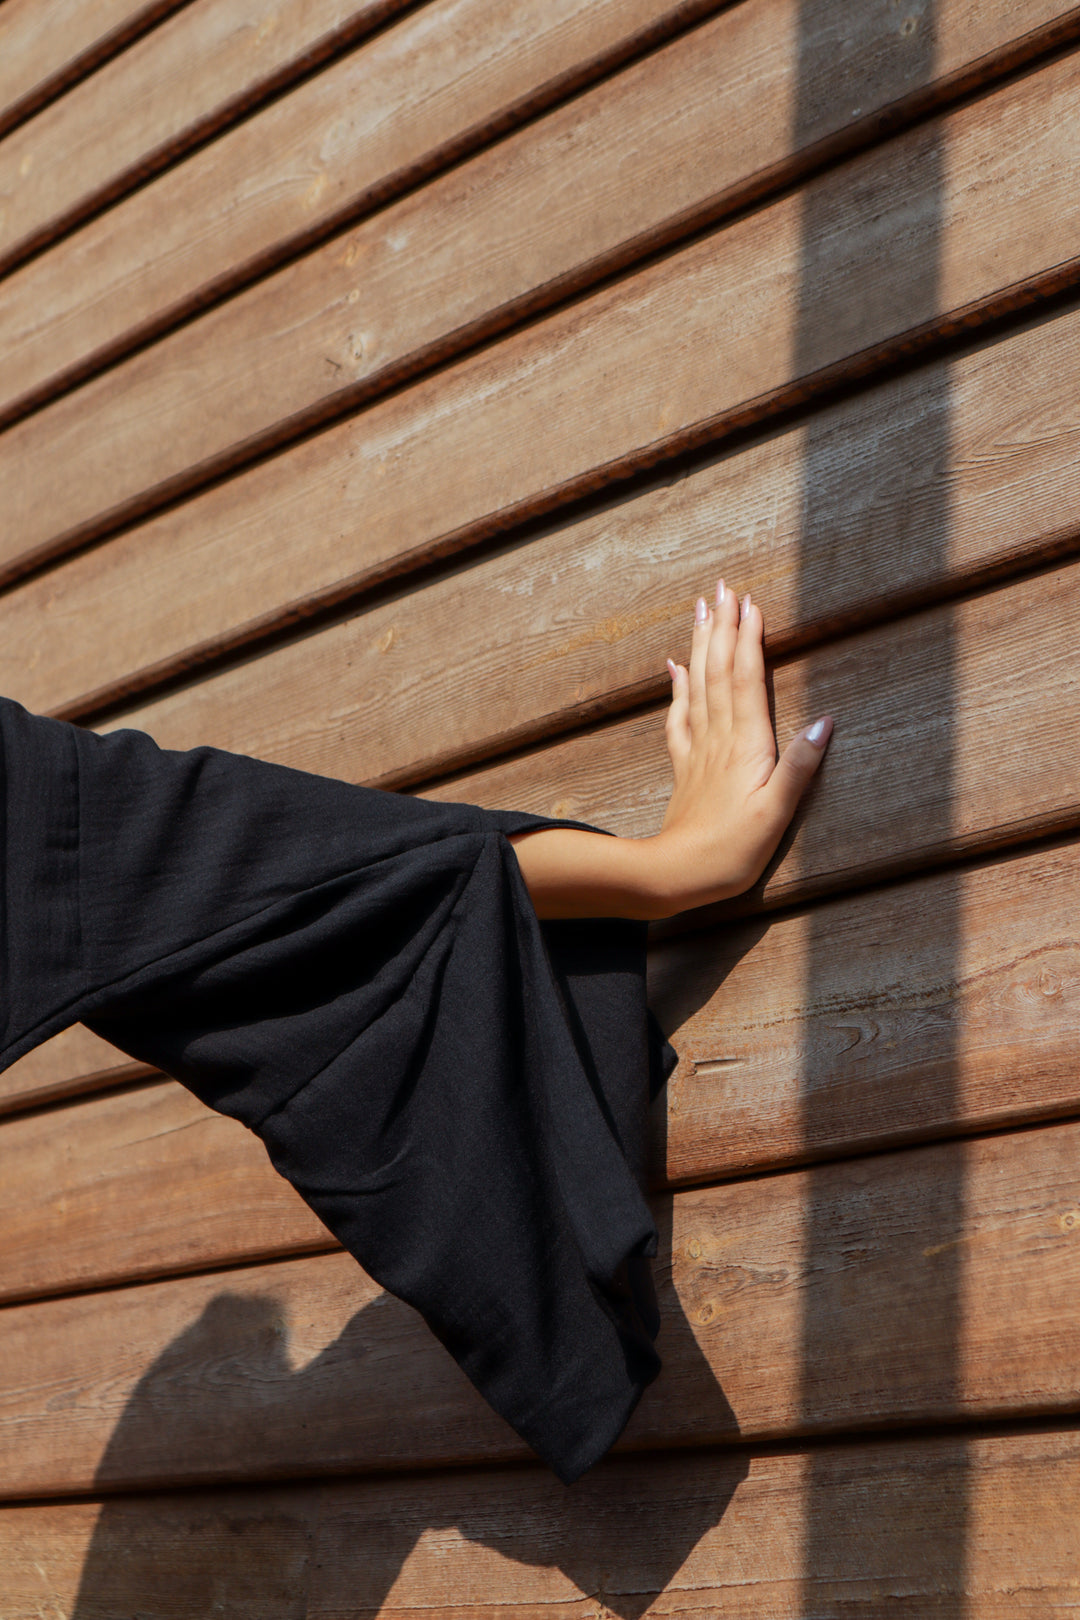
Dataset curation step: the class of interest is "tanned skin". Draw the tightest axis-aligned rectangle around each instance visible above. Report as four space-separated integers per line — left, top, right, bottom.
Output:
509 579 833 920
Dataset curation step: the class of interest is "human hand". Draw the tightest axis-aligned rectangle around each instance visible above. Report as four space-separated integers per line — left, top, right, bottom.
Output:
650 579 832 913
508 579 831 920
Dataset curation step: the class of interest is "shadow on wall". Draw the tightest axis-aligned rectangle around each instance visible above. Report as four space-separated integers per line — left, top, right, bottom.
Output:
71 1242 744 1616
71 0 967 1612
795 0 967 1614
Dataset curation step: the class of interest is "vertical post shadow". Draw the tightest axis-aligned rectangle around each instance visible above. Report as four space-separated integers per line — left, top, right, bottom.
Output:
795 0 966 1610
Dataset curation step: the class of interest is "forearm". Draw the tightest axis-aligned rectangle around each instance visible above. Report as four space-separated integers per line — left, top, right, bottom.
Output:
509 828 676 921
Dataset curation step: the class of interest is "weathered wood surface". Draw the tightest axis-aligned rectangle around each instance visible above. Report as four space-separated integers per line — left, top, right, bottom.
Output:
654 838 1080 1184
85 556 1080 930
3 1426 1078 1615
1 1117 1078 1496
0 0 729 421
3 837 1080 1298
6 39 1080 666
4 504 1075 1126
0 1081 334 1303
5 291 1080 750
427 559 1080 909
0 0 410 275
0 0 189 142
0 1025 151 1116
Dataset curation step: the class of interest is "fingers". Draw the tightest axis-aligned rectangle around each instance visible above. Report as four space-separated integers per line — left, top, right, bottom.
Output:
665 658 691 764
732 593 773 748
764 715 834 825
674 582 784 756
687 596 712 738
705 578 739 728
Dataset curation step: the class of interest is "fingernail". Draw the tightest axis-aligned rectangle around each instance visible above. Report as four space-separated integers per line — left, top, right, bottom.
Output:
804 716 833 747
666 658 678 681
716 577 726 607
695 597 710 626
741 592 752 619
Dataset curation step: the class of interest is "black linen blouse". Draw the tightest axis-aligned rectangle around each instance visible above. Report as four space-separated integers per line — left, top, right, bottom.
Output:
0 697 674 1483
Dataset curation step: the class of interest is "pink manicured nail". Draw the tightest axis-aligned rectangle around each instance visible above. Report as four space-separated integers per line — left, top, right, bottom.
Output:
804 716 834 747
695 597 710 626
716 577 726 607
741 592 752 619
666 658 678 682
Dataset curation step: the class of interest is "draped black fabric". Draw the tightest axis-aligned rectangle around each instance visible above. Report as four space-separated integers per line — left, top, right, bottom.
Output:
0 697 674 1483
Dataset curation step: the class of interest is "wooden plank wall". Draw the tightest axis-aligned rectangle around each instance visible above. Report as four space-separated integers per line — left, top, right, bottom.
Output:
2 0 1080 1611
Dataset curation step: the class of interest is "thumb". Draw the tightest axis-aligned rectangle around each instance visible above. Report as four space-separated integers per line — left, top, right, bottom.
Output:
765 715 834 824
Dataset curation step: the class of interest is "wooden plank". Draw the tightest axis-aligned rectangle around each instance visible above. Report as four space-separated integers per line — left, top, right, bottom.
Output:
0 0 732 421
2 1426 1078 1615
0 0 190 142
93 551 1080 931
0 1026 150 1116
653 838 1080 1184
0 1117 1077 1495
5 288 1078 761
0 0 412 273
5 38 1080 668
425 557 1080 910
4 838 1080 1300
0 1080 334 1303
9 417 1078 1123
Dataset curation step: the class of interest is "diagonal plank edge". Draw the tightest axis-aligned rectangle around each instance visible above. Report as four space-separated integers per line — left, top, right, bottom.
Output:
0 0 734 419
0 1026 155 1117
0 836 1078 1303
104 553 1080 918
0 0 191 144
3 1427 1078 1614
4 42 1080 689
0 1117 1078 1496
4 293 1076 765
0 0 416 278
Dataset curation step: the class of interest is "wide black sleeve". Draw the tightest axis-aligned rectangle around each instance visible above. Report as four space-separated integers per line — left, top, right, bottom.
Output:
0 697 675 1483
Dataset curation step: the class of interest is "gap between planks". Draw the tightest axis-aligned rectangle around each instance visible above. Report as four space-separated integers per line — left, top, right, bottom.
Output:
1 1115 1079 1494
0 0 733 326
0 0 193 144
0 831 1079 1303
2 1424 1078 1615
5 38 1080 727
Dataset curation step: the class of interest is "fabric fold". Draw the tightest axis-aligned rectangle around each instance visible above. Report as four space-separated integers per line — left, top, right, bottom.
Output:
0 698 674 1482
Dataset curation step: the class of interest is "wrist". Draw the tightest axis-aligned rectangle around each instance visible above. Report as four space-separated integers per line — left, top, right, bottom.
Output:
612 833 683 921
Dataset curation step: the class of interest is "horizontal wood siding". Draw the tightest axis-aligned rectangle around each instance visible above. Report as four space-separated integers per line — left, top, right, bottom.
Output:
3 1428 1078 1616
0 0 731 414
4 1118 1080 1495
1 0 1077 1608
2 839 1080 1301
0 0 411 274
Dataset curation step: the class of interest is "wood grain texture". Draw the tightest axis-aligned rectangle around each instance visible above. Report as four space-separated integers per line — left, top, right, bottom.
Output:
426 558 1080 909
3 837 1080 1300
3 1426 1078 1615
7 304 1078 1123
7 39 1080 668
6 292 1079 756
0 0 190 142
0 0 410 274
0 0 730 421
0 1025 151 1116
0 1080 334 1303
1 1117 1078 1495
89 553 1080 929
652 838 1080 1184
